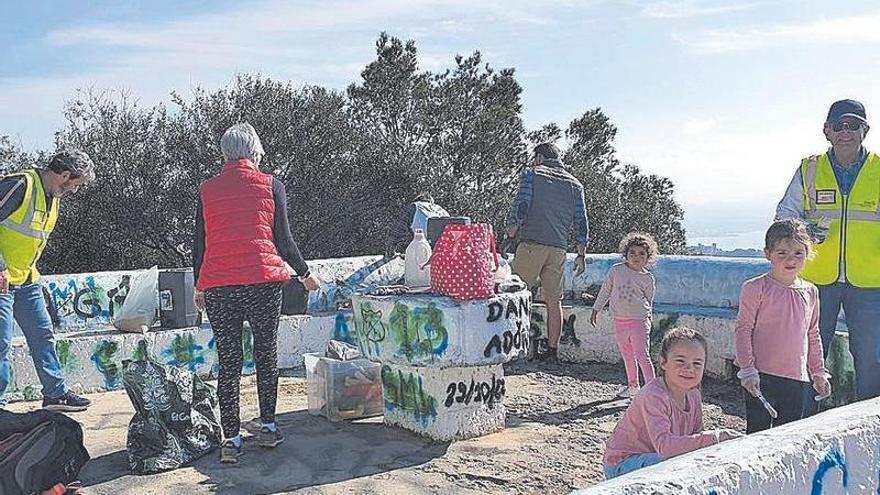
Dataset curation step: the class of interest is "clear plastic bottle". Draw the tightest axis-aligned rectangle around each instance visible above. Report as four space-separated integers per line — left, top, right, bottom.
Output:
405 229 432 288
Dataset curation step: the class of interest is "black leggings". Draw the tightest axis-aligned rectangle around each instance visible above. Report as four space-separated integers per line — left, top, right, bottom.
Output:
744 372 808 434
205 282 283 439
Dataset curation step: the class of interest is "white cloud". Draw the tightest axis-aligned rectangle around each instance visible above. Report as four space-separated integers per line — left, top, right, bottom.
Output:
682 118 716 134
638 0 760 19
4 0 606 150
680 11 880 53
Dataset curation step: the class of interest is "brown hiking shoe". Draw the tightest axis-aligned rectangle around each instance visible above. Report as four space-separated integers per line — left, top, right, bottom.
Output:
220 440 243 463
258 427 284 448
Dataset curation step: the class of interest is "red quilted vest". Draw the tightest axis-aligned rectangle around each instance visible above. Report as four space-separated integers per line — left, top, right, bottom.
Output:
196 159 291 290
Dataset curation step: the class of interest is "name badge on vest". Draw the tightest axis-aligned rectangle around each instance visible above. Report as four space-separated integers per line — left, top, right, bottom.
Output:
815 189 836 205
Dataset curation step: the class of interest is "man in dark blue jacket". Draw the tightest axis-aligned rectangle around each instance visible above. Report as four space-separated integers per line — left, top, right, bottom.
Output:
507 143 589 361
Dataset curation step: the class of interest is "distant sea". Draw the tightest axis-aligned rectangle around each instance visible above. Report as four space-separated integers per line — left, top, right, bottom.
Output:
687 229 765 251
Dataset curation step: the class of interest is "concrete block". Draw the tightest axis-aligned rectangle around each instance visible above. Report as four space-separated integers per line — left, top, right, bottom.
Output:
277 315 309 369
350 291 531 368
381 362 506 441
573 397 880 494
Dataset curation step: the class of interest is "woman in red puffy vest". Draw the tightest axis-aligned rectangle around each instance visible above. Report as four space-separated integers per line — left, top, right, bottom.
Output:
192 122 320 464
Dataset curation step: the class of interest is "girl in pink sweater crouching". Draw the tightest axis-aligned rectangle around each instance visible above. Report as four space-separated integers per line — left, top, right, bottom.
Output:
603 328 742 479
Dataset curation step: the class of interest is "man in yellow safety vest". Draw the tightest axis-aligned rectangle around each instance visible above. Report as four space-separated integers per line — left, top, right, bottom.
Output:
776 99 880 411
0 150 95 411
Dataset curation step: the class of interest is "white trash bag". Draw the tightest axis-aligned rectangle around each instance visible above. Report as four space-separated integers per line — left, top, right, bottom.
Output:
112 266 159 333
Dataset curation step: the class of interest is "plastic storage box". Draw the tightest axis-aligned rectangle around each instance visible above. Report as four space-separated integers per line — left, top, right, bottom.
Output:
304 353 383 421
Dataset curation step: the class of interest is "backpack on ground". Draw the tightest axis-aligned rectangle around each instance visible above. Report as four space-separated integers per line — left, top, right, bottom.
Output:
0 409 90 495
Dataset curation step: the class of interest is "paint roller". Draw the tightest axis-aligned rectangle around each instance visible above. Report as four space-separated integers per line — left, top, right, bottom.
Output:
756 393 778 419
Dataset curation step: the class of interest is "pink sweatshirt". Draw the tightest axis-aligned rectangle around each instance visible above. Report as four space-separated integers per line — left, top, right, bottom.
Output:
734 274 825 382
604 377 718 466
593 262 655 320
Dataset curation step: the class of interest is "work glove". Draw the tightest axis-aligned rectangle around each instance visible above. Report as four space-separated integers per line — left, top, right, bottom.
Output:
807 217 832 244
737 367 760 397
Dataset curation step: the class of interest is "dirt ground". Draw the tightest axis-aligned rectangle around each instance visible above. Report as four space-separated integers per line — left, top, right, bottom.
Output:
8 360 745 495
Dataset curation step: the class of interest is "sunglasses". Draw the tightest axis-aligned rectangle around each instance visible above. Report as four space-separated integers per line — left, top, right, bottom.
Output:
831 121 866 132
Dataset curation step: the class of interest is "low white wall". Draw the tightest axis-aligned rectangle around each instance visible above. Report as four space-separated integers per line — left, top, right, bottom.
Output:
557 305 738 378
4 314 337 402
38 270 142 333
568 254 768 308
26 256 384 336
574 397 880 494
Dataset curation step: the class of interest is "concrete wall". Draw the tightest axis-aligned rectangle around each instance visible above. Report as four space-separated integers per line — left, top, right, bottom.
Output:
4 314 337 402
26 256 384 337
39 270 143 333
350 291 531 367
568 254 769 308
9 253 853 402
574 397 880 494
558 304 738 378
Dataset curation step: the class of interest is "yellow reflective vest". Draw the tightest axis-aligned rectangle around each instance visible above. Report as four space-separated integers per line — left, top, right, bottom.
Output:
800 152 880 287
0 170 59 285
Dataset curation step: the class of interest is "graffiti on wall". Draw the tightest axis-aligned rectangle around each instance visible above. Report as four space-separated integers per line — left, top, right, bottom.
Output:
388 303 448 359
559 314 580 347
333 312 357 345
810 449 848 495
381 365 437 424
444 373 505 408
161 334 207 372
355 303 387 355
55 340 79 374
91 340 122 390
529 309 549 359
354 302 448 360
132 339 154 362
483 296 531 358
42 275 131 330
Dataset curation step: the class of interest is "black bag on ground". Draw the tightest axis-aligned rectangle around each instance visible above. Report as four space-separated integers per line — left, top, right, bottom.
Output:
123 360 222 474
0 409 90 495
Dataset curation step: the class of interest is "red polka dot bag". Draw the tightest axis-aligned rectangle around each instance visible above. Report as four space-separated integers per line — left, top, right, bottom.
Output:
429 223 499 300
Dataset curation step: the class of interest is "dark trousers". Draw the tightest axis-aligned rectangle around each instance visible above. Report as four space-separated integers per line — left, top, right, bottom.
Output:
804 282 880 417
745 373 808 434
205 282 283 440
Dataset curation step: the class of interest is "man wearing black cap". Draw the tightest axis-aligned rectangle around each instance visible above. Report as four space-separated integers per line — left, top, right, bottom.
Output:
0 150 95 411
776 99 880 410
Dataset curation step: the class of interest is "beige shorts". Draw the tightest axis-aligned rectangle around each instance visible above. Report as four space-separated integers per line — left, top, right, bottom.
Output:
512 241 566 302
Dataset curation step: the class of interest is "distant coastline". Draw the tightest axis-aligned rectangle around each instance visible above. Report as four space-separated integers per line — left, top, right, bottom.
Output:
686 243 762 258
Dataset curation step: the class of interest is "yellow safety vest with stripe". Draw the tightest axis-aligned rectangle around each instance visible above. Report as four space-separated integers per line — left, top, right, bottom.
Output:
0 170 59 285
799 152 880 287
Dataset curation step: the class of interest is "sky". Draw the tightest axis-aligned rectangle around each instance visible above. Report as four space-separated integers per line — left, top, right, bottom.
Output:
3 0 880 249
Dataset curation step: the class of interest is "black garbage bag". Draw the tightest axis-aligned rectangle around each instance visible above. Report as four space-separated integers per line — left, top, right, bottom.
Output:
0 409 90 495
122 360 222 473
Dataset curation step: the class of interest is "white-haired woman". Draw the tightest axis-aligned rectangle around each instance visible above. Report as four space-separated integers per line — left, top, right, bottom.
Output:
192 123 319 464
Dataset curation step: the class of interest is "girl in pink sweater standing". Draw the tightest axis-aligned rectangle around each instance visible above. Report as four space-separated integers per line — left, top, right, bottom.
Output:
591 232 658 397
603 327 742 479
735 219 831 433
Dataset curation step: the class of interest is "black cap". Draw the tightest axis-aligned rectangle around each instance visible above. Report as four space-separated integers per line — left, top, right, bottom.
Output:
826 99 867 124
